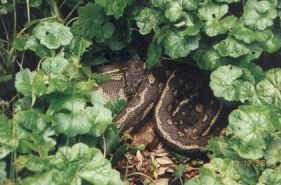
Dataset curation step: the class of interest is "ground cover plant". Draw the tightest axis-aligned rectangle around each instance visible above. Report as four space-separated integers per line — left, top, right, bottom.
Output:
1 0 281 184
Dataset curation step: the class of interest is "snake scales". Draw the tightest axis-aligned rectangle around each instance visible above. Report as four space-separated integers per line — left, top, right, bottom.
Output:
95 60 222 152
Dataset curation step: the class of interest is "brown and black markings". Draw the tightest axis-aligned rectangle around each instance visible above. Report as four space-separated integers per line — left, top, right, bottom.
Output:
95 60 223 152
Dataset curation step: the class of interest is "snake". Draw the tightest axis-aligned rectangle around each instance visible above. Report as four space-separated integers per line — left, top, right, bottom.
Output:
95 60 223 152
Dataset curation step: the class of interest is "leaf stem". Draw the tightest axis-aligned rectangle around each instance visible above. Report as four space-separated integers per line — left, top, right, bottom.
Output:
64 1 82 23
12 0 17 40
47 0 63 22
26 0 31 23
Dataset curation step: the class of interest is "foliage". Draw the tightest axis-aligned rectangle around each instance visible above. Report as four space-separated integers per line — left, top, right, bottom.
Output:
1 0 281 184
185 158 257 185
20 143 123 185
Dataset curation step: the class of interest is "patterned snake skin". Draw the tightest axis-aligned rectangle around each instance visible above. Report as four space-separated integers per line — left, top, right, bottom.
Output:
95 60 222 152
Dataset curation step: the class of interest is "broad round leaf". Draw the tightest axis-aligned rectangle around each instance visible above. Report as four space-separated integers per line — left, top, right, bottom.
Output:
42 56 69 75
15 69 35 96
135 7 161 35
257 167 281 185
242 0 277 31
210 65 256 102
256 68 281 108
214 37 250 58
33 21 73 49
227 105 278 159
164 31 200 59
264 134 281 167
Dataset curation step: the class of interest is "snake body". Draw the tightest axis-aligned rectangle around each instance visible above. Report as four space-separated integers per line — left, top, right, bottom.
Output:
96 60 222 152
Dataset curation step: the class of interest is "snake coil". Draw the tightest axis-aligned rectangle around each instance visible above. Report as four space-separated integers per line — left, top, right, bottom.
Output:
96 60 222 152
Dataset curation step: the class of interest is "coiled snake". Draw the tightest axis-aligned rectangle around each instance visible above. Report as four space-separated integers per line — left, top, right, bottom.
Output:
95 60 222 152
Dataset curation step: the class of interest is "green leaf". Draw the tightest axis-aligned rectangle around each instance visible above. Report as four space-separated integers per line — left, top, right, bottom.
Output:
31 70 49 97
47 75 69 93
0 74 12 83
238 61 265 82
185 175 224 185
71 3 114 42
203 158 257 185
145 41 162 69
49 96 92 137
19 128 56 157
194 49 228 71
53 111 92 137
33 21 73 49
106 36 126 51
260 31 281 53
0 113 25 159
205 15 238 37
241 44 263 62
14 69 48 101
48 95 86 114
207 137 241 160
214 0 240 3
135 7 161 35
13 36 28 50
100 125 121 154
21 143 124 185
230 24 273 44
91 89 107 106
185 158 257 185
264 134 281 167
20 170 57 185
257 166 281 185
164 31 200 59
150 0 166 9
227 105 279 160
95 0 131 18
51 94 112 137
198 2 228 22
24 36 50 57
0 162 6 184
182 0 199 11
69 36 92 57
29 0 43 7
14 97 32 113
106 99 126 115
210 65 256 102
230 24 257 44
177 13 201 36
13 109 56 156
214 37 250 58
42 56 69 75
242 0 277 31
74 80 97 94
15 69 35 96
14 109 47 132
165 1 183 22
103 23 115 39
173 164 187 179
256 68 281 108
88 104 113 137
